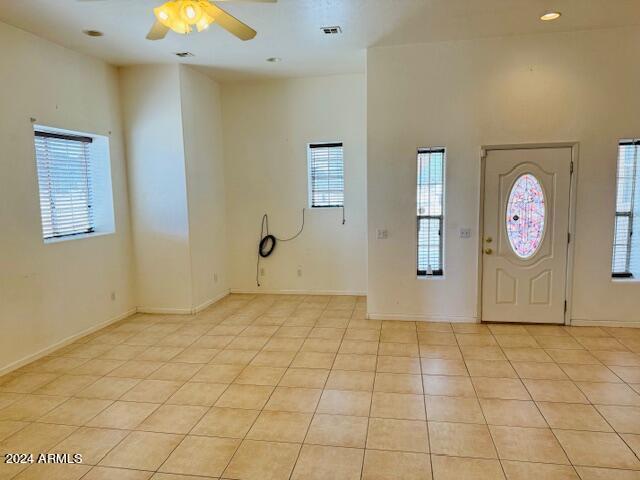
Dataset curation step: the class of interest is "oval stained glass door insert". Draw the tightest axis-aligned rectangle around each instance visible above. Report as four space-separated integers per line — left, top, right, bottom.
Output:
506 173 546 258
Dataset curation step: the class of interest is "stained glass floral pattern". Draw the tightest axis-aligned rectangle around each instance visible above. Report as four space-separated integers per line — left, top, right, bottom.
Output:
506 174 545 258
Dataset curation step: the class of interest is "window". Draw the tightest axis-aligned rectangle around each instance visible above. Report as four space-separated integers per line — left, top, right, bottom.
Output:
612 140 639 278
308 142 344 208
33 126 115 242
506 174 546 259
417 148 445 276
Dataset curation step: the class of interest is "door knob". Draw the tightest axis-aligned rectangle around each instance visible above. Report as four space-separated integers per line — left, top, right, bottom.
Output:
484 248 493 255
485 237 493 243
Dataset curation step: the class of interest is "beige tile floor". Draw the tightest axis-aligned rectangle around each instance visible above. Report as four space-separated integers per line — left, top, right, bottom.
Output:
0 294 640 479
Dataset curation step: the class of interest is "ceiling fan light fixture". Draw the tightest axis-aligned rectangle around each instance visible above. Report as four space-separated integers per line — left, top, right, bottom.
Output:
180 2 203 23
147 0 262 41
196 17 211 32
185 5 197 19
154 1 214 35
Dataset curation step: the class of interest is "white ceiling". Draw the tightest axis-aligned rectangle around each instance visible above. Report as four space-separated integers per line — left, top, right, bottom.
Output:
1 0 640 82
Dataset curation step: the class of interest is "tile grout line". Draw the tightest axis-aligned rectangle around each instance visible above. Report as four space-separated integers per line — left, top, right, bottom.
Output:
3 296 640 479
356 306 378 480
458 326 510 478
85 298 249 479
285 299 347 480
217 302 309 480
505 331 581 476
414 320 434 480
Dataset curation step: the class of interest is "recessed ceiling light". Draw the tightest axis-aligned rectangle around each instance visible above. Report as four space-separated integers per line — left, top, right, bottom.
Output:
82 29 104 37
266 57 281 63
540 11 561 21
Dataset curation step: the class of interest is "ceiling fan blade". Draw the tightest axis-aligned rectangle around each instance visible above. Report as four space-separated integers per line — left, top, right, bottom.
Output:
202 2 257 40
146 21 170 40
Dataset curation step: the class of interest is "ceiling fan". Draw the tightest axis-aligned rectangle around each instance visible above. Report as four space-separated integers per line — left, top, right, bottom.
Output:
146 0 275 41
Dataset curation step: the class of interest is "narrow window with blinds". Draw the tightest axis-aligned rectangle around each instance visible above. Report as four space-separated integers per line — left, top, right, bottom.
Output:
612 140 640 278
417 148 445 277
34 129 95 240
308 142 344 208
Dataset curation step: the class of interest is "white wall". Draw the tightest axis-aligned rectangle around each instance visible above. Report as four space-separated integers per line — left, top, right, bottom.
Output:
179 65 230 309
120 64 229 313
6 16 640 380
0 22 135 372
120 65 193 312
367 26 640 325
221 75 367 295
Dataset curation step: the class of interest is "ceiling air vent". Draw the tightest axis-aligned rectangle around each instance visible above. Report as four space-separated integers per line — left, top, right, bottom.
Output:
175 52 194 58
321 26 342 35
82 30 104 37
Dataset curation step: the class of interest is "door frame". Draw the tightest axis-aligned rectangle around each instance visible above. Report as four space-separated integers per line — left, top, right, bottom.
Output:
477 142 579 325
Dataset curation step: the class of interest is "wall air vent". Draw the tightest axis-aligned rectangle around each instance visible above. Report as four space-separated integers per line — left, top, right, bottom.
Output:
321 26 342 35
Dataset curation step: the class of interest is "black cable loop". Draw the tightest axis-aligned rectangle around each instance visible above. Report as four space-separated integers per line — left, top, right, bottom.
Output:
255 206 344 287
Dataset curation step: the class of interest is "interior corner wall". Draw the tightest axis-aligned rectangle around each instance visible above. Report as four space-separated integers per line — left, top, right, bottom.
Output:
221 74 367 295
179 65 230 309
119 64 193 313
0 21 135 372
367 26 640 324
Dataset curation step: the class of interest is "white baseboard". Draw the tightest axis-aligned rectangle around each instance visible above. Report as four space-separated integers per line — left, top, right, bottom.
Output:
193 290 230 313
0 290 233 376
137 289 230 315
570 318 640 328
0 308 136 377
367 312 479 323
136 306 193 315
230 289 366 296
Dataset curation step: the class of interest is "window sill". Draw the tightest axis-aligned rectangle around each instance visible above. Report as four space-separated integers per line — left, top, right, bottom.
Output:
44 230 115 245
611 277 640 283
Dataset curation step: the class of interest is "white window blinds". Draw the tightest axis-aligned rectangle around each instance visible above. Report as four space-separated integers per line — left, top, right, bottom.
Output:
613 140 639 277
417 148 445 276
309 143 344 208
34 130 95 240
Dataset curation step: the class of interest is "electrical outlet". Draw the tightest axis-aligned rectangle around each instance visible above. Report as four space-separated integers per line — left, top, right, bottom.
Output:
460 228 472 239
214 273 218 283
260 268 265 277
110 291 116 301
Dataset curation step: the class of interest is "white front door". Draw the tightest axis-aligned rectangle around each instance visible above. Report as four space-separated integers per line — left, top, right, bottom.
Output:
481 147 572 324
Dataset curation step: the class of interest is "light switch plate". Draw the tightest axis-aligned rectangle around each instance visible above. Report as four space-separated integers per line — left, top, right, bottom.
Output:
460 228 472 239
